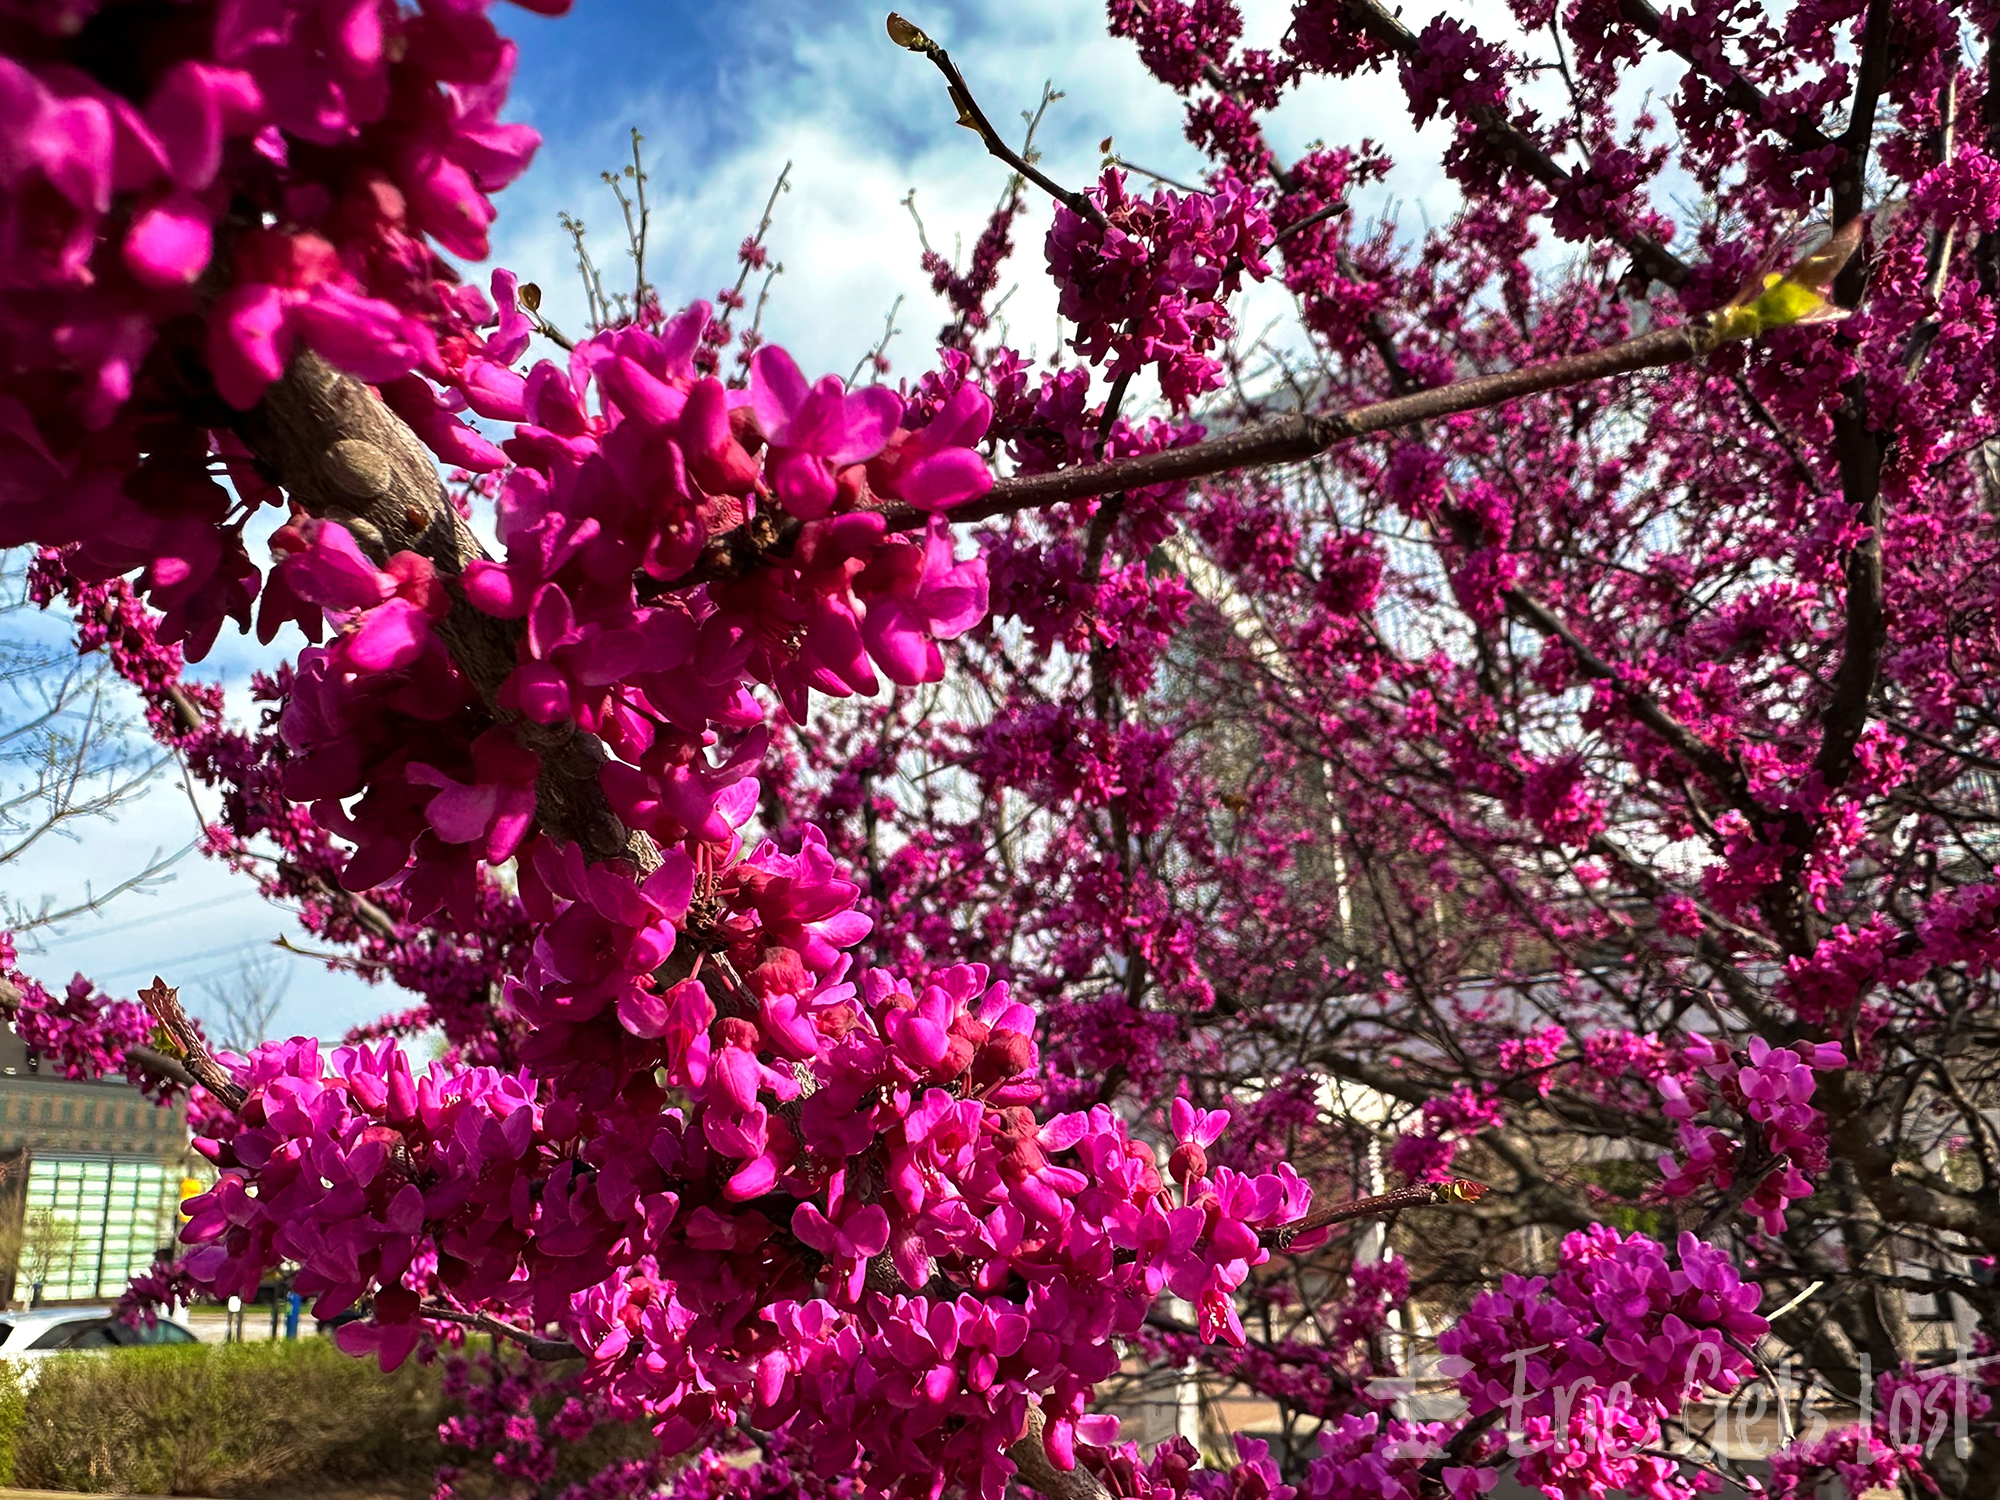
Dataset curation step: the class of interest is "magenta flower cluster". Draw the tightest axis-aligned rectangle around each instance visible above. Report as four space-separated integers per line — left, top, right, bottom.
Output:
1435 1228 1770 1500
181 952 1314 1499
0 933 169 1097
0 0 563 660
1045 169 1271 411
1655 1036 1845 1234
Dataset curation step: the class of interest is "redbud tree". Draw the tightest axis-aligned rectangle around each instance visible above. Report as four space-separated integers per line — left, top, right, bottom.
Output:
0 1 1996 1498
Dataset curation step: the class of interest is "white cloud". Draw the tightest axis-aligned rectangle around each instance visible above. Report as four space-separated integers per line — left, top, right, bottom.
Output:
484 0 1468 402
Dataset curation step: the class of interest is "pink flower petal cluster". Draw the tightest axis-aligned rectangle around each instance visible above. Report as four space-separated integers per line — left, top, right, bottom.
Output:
1437 1226 1765 1499
1656 1035 1844 1233
1046 169 1271 411
177 953 1311 1500
1387 1082 1505 1184
0 0 561 658
0 933 169 1096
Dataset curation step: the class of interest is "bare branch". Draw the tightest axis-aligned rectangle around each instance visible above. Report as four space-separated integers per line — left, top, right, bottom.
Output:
888 14 1108 228
418 1303 585 1362
1009 1405 1112 1500
1262 1178 1491 1251
138 974 246 1109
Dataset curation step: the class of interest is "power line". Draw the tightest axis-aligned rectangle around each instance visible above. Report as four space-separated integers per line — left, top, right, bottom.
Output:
27 889 259 951
96 934 281 986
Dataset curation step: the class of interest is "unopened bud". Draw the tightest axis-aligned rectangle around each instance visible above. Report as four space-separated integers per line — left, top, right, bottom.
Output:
969 1029 1034 1090
886 12 931 50
747 946 808 998
1169 1141 1208 1185
373 1285 419 1324
937 1033 976 1080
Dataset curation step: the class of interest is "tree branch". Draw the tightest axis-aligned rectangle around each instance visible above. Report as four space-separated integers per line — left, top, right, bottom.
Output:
963 324 1706 518
644 322 1718 599
138 974 246 1108
1612 0 1836 156
1009 1405 1113 1500
1813 0 1894 789
236 353 660 873
418 1303 585 1362
1335 0 1688 288
126 1044 199 1091
887 14 1108 228
1261 1178 1490 1250
1501 588 1752 808
0 973 212 1096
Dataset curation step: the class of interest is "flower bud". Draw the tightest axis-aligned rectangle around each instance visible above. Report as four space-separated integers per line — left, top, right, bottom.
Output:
1169 1141 1207 1186
969 1028 1033 1090
936 1032 976 1080
747 946 808 998
886 12 932 50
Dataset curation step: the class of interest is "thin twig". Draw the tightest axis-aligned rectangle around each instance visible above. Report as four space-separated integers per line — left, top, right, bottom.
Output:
888 14 1108 227
1106 154 1201 195
1262 1177 1489 1250
1267 201 1348 250
849 295 905 386
419 1303 584 1362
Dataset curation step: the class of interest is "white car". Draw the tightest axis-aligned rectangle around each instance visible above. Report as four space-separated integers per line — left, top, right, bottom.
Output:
0 1306 200 1364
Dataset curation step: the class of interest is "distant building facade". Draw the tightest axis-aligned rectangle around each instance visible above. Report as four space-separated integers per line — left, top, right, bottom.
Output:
0 1025 190 1305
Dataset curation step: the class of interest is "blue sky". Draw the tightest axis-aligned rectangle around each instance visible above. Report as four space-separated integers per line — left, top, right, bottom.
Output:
7 0 1480 1047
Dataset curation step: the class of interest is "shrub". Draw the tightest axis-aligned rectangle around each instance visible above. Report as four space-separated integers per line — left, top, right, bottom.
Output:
0 1357 24 1485
11 1337 442 1496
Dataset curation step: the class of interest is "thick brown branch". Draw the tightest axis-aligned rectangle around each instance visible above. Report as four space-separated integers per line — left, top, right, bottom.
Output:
1814 0 1893 790
1010 1405 1113 1500
276 861 401 944
138 974 246 1108
126 1044 201 1091
236 353 657 871
648 323 1714 597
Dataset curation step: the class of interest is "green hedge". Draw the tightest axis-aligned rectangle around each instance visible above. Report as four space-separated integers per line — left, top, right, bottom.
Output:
5 1337 443 1496
0 1357 24 1486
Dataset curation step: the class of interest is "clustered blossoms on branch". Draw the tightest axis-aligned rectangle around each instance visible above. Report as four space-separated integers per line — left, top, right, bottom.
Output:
0 0 565 659
796 0 2000 1496
0 933 160 1089
3 0 1996 1497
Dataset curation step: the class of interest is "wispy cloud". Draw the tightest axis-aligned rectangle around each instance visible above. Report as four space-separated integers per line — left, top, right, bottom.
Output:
487 0 1461 391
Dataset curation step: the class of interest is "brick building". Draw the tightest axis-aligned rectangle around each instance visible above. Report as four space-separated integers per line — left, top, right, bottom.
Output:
0 1024 191 1306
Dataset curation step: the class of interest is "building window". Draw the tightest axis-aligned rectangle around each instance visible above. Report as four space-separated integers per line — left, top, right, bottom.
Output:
17 1157 177 1303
